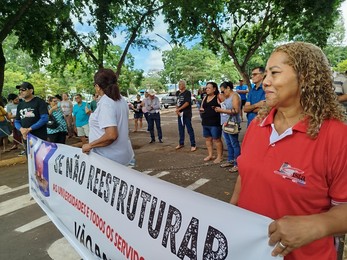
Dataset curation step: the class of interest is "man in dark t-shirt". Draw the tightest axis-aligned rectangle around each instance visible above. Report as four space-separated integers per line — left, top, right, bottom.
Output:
175 80 196 151
14 82 48 153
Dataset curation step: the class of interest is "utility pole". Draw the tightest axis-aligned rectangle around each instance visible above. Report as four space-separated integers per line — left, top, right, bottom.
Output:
155 33 177 91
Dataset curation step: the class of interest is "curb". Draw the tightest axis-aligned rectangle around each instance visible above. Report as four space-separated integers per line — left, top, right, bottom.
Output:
0 156 27 168
0 142 83 168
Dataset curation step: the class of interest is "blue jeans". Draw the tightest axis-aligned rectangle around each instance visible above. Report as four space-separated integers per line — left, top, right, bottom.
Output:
223 131 240 165
148 113 162 140
178 115 196 147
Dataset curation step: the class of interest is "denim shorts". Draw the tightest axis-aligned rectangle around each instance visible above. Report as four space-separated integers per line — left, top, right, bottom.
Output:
203 125 222 139
134 112 143 119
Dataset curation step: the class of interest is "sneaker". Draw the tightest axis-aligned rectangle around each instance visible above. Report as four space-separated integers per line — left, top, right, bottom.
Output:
159 139 163 143
149 140 155 144
18 150 26 156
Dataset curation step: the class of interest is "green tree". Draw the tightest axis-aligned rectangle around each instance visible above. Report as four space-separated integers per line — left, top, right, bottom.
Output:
162 45 240 91
0 0 165 97
335 59 347 73
163 0 344 86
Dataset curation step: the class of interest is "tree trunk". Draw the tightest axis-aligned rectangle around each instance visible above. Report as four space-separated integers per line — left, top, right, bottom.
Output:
0 0 35 97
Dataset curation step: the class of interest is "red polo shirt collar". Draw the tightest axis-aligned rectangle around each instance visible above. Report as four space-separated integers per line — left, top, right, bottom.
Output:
260 108 308 133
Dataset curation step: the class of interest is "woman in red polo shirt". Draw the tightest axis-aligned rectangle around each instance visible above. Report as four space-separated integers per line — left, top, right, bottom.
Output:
230 42 347 260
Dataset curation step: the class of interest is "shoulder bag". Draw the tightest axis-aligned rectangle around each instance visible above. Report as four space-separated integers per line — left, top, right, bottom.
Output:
47 114 59 129
222 115 240 134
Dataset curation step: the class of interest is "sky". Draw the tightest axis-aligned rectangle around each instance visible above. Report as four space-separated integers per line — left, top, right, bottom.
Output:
74 1 347 74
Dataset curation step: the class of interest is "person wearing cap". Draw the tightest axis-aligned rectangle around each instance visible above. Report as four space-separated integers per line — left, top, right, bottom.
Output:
235 79 249 121
14 82 49 153
143 89 163 143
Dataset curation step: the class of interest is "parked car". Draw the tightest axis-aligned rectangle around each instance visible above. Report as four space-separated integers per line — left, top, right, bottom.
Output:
161 92 197 109
161 92 178 109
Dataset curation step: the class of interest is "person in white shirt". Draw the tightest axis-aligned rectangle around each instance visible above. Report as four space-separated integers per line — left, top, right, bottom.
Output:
143 89 163 143
81 68 134 165
60 92 74 138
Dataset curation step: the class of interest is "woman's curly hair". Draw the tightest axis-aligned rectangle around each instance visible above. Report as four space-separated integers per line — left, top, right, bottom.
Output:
258 42 346 138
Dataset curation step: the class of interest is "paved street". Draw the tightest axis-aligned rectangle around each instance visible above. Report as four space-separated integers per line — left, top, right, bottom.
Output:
0 106 246 260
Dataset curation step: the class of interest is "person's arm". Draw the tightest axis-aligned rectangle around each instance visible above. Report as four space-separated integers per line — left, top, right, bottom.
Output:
236 87 249 94
29 114 49 130
176 101 190 116
338 94 347 102
14 119 22 131
176 92 191 115
152 97 161 110
232 94 241 114
85 103 92 115
244 100 265 113
29 98 49 130
230 175 241 205
268 204 347 257
82 126 118 154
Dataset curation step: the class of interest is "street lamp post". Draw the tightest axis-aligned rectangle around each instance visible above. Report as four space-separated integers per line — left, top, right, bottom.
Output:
155 33 177 91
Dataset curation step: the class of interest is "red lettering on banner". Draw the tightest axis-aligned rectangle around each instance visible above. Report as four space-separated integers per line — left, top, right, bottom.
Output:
53 184 145 259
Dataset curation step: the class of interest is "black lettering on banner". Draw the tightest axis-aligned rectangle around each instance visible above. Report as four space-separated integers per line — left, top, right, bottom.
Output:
74 222 109 259
93 168 101 194
98 170 107 198
78 161 86 185
110 176 120 206
126 185 140 221
148 197 166 239
93 168 101 195
73 158 86 182
87 165 95 191
162 205 182 254
72 154 80 181
117 180 128 214
177 217 199 260
138 190 151 228
74 222 86 246
85 235 93 251
66 156 73 178
104 173 112 203
54 154 64 174
203 226 228 260
95 243 101 257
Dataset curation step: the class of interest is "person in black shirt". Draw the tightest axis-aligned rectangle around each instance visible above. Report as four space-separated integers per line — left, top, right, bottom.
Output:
175 80 196 152
200 81 223 163
130 94 143 132
14 82 48 154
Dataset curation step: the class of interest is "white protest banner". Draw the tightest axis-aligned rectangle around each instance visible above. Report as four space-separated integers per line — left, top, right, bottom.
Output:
27 134 279 260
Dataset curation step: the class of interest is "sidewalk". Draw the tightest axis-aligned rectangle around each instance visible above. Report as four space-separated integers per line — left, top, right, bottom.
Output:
0 137 82 168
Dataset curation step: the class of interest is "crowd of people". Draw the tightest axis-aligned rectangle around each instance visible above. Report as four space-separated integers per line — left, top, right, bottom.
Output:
1 42 347 260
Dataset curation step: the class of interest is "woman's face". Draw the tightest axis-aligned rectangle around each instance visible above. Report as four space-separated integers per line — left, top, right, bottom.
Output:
205 84 215 95
263 51 301 109
50 98 58 106
222 86 231 97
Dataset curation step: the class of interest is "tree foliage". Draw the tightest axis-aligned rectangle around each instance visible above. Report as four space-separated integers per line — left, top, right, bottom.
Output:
162 0 344 86
162 45 240 91
0 0 165 97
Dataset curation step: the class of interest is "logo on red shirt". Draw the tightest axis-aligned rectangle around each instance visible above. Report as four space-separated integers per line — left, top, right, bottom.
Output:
274 162 306 185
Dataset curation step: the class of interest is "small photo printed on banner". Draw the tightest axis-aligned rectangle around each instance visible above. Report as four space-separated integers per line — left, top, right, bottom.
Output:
29 135 57 197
